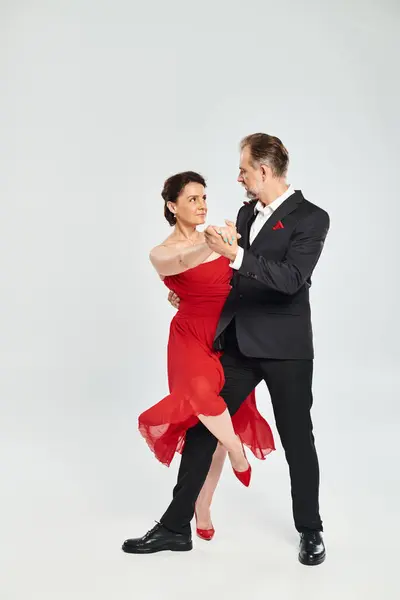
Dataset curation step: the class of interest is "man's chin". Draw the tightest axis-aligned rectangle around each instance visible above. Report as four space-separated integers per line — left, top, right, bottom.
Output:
246 191 258 200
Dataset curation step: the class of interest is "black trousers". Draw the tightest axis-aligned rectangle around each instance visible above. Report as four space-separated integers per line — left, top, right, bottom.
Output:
160 321 323 534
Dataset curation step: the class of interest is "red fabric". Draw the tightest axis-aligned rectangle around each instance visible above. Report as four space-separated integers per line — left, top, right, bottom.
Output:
138 256 275 466
272 220 284 230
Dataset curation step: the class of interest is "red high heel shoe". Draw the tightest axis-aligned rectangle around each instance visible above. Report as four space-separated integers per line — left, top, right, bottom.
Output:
232 443 252 487
195 511 215 541
233 463 252 487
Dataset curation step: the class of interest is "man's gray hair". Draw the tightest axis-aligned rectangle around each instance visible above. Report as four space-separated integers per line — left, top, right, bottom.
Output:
240 133 289 177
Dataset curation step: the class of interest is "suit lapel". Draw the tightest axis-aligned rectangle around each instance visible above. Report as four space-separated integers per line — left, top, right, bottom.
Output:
237 202 257 250
249 190 304 251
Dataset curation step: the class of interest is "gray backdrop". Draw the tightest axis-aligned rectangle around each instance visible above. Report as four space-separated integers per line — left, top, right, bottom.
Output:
1 1 399 599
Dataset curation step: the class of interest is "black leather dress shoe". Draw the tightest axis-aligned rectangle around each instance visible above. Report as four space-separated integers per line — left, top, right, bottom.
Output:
122 523 192 554
298 531 326 566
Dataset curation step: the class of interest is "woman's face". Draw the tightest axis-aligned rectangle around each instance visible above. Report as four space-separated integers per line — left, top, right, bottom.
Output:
169 182 207 226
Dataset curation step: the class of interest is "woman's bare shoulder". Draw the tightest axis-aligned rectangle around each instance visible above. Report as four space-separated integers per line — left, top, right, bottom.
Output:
152 233 198 252
163 231 205 247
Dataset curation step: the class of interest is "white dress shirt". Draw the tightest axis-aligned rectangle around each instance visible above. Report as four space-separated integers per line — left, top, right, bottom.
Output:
231 185 295 270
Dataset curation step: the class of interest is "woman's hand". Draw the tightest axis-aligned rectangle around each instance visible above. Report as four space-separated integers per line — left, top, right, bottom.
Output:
204 220 241 261
213 220 241 245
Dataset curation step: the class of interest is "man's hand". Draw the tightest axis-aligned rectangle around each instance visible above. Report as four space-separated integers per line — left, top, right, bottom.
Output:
168 290 180 309
204 220 240 261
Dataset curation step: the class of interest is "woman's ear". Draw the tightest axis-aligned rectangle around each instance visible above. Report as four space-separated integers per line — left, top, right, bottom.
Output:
167 201 176 214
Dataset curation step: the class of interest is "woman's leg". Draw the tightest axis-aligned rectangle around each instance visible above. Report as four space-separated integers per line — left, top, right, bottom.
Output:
197 409 248 472
195 443 227 528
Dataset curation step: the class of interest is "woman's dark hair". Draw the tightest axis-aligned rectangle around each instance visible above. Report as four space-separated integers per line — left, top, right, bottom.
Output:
162 171 206 226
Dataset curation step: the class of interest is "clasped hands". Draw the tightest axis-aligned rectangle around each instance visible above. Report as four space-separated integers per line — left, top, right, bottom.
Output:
204 220 241 262
168 220 241 310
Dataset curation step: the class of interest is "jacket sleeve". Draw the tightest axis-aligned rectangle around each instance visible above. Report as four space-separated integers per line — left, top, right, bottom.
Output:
236 209 330 295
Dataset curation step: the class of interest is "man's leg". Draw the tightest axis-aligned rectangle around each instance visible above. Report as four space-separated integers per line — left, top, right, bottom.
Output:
261 359 323 532
160 350 262 534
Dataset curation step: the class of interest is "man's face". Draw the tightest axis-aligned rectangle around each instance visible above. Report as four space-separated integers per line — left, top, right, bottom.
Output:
237 145 264 201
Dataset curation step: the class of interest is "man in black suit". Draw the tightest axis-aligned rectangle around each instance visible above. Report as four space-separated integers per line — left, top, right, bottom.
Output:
122 133 330 565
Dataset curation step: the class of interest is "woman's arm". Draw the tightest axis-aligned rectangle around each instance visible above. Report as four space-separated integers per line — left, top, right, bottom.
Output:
150 241 213 276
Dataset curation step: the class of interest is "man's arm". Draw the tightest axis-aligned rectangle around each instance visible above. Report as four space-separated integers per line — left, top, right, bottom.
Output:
233 209 330 295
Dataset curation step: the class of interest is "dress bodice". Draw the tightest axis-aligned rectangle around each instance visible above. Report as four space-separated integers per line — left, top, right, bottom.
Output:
164 256 232 317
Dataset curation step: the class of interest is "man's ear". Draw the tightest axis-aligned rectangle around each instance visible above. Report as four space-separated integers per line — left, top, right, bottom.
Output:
260 163 271 181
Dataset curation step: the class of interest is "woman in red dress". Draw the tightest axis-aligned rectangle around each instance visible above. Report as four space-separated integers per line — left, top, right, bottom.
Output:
138 171 275 539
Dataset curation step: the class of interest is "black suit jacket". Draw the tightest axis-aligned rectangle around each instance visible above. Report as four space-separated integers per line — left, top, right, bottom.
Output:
214 191 330 359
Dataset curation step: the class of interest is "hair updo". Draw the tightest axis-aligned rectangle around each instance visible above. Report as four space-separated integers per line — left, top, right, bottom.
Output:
162 171 206 226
